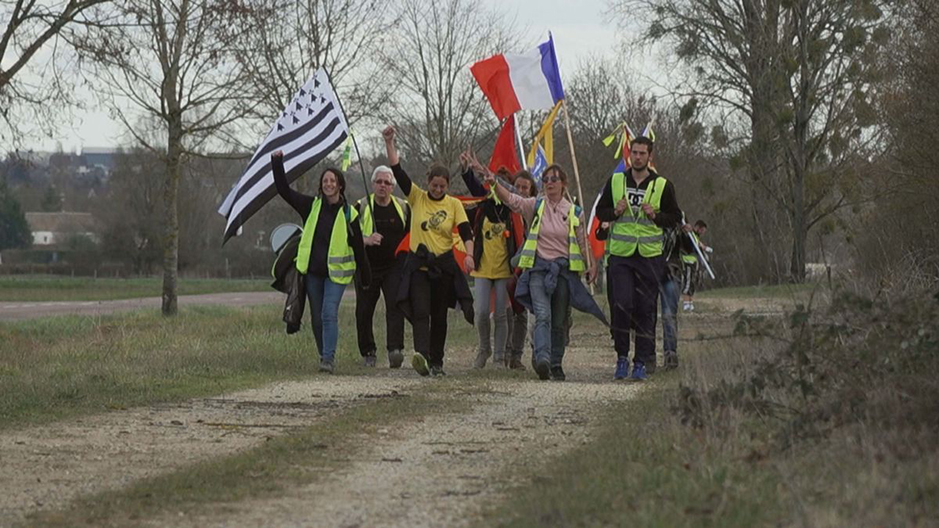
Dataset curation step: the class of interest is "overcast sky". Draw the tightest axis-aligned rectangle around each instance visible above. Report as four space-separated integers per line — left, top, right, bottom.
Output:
14 0 666 153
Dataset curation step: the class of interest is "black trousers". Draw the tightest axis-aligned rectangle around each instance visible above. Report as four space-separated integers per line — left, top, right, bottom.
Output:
608 254 664 366
355 263 406 357
409 269 454 368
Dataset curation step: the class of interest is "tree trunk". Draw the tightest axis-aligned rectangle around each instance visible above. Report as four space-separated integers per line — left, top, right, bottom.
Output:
161 120 183 316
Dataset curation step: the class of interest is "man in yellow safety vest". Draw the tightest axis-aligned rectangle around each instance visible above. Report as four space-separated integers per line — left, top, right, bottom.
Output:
595 136 682 381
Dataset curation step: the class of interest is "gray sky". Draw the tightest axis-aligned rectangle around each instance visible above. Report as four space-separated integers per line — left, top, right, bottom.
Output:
15 0 663 153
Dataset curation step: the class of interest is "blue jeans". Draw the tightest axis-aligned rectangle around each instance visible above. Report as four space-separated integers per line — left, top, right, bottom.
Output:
528 269 571 368
305 274 348 361
660 276 679 353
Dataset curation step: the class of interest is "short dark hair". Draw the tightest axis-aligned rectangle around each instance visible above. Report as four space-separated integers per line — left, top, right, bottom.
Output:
631 136 654 154
542 164 568 185
318 167 347 202
426 163 450 183
513 170 538 197
694 219 708 229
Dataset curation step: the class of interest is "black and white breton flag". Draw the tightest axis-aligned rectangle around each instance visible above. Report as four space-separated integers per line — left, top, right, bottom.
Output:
218 69 349 243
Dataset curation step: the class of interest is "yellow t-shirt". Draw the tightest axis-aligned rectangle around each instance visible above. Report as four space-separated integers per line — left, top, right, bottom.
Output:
471 216 512 279
407 186 469 255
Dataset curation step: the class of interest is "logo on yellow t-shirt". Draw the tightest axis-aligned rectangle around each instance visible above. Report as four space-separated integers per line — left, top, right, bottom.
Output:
421 210 449 232
485 222 506 240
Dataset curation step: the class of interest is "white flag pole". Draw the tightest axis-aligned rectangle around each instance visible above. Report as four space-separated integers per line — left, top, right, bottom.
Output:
513 115 528 171
687 229 716 280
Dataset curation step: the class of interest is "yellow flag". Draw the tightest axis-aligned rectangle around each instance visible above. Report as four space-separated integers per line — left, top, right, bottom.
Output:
527 101 562 167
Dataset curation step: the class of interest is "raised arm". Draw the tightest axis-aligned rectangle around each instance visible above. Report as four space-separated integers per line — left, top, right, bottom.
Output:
382 126 412 196
271 151 313 218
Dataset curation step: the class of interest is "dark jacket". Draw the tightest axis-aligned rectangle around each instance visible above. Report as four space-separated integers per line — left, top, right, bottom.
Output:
270 234 305 334
396 244 474 325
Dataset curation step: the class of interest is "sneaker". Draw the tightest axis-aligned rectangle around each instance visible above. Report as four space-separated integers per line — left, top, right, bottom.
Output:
429 365 447 377
363 354 377 368
534 356 551 380
473 350 490 369
388 349 404 369
629 362 647 382
614 356 630 380
682 301 692 312
492 354 505 369
550 366 566 381
688 302 695 312
319 358 335 374
664 351 679 370
508 356 526 371
411 353 430 377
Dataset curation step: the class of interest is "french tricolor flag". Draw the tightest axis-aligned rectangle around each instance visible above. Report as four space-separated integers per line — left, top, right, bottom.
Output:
471 34 565 120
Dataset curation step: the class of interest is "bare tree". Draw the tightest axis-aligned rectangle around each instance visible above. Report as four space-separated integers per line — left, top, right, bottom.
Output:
0 0 112 143
612 0 891 282
229 0 391 136
379 0 519 165
77 0 253 315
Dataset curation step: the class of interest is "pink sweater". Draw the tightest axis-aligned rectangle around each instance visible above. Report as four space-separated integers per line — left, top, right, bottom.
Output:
504 193 589 263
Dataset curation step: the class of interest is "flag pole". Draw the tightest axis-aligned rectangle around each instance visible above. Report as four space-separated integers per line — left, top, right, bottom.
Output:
324 68 373 221
560 98 595 280
513 114 528 171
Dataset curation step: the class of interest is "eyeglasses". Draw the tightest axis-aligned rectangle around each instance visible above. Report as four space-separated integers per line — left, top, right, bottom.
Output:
543 175 563 183
374 179 394 186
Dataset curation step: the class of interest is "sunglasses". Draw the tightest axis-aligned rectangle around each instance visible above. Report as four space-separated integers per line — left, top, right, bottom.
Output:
543 175 563 183
374 179 394 186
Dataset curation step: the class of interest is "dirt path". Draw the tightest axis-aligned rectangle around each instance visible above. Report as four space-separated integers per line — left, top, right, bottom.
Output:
0 291 284 321
0 323 642 527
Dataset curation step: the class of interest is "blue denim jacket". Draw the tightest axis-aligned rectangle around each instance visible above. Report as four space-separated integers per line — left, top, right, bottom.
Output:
515 256 609 326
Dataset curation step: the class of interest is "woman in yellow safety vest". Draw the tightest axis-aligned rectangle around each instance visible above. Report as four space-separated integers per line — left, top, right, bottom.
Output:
485 165 604 381
271 150 370 374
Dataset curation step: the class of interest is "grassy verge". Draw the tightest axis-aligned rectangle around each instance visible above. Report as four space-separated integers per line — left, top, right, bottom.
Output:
25 385 473 528
0 301 479 430
0 275 270 302
479 289 939 527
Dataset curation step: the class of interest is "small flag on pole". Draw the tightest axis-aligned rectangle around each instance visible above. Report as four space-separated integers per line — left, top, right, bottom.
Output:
218 69 349 244
527 101 561 170
530 144 548 185
340 135 353 171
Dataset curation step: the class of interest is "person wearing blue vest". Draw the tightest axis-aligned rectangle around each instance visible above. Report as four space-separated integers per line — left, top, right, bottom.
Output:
595 136 682 381
271 151 371 374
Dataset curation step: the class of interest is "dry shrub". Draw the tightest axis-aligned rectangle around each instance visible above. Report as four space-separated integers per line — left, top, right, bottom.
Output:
676 287 939 454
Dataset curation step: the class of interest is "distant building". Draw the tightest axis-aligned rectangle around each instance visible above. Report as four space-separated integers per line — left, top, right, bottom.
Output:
26 212 99 247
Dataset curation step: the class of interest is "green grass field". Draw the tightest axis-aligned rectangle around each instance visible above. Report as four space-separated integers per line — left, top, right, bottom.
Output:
0 302 476 430
0 276 270 302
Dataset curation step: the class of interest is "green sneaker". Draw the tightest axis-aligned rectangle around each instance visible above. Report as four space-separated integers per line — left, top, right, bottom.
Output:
411 353 430 377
